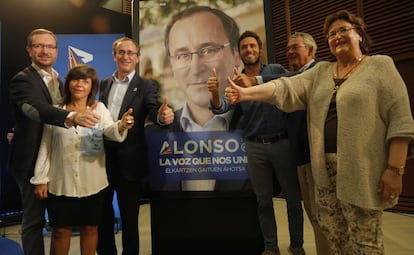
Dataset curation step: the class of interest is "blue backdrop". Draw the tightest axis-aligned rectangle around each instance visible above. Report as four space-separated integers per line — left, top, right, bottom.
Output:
55 34 124 81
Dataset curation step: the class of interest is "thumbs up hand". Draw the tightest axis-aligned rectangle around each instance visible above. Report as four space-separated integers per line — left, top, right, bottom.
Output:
207 67 219 94
158 97 174 125
208 68 223 109
232 67 256 88
120 108 134 130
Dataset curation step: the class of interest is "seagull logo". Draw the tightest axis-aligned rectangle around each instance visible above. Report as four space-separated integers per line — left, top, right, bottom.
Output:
68 46 93 68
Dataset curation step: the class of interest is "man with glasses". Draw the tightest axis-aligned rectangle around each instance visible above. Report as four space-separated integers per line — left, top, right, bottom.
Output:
164 6 242 134
157 6 244 191
286 32 332 255
9 28 100 255
97 37 174 255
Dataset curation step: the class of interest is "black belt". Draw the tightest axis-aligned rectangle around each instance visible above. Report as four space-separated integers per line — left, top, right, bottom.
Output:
247 131 288 144
325 146 337 153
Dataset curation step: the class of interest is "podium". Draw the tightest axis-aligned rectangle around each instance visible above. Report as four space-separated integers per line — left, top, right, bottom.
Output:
150 191 263 255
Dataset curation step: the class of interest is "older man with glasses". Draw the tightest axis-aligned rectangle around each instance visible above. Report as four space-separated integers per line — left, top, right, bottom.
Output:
97 37 174 255
226 32 332 255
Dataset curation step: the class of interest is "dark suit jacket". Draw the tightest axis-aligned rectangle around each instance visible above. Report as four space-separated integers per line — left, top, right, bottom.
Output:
9 66 67 179
99 74 161 181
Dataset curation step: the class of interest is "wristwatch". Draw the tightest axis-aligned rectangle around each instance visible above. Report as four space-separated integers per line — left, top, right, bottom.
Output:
386 165 405 176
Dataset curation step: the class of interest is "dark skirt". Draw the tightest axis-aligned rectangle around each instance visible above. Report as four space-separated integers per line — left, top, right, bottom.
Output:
47 188 107 228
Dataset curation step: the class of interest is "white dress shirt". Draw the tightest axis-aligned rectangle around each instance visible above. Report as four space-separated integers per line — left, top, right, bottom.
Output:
107 71 135 121
31 102 127 197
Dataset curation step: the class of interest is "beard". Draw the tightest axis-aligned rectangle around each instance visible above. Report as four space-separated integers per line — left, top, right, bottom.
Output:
242 56 260 66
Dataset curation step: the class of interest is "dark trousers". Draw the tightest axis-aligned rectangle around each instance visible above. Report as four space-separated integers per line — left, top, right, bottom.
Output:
97 170 141 255
14 173 46 255
246 139 304 251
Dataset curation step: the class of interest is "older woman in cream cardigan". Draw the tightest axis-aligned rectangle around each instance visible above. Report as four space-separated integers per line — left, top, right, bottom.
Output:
225 10 414 255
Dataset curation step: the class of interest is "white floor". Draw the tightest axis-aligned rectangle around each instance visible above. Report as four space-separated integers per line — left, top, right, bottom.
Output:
3 198 414 254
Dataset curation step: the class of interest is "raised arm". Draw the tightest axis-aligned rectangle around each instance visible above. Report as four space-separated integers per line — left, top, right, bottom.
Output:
225 76 276 104
10 73 68 127
10 72 100 128
207 68 222 108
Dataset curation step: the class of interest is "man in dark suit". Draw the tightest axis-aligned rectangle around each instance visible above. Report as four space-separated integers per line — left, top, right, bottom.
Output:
9 28 100 255
97 37 174 255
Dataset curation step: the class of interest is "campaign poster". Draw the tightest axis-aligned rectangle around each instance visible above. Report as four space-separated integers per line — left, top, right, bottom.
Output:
139 1 266 191
54 34 124 82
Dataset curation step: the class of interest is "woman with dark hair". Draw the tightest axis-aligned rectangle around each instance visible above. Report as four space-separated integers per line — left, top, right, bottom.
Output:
225 10 414 254
30 64 134 255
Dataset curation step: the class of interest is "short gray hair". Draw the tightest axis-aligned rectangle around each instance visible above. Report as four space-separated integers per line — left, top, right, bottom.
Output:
290 32 317 58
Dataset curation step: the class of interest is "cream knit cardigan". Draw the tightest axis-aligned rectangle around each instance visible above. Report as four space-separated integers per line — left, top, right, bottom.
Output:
268 55 414 209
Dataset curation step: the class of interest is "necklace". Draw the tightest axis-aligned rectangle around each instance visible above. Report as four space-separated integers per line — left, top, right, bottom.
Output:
333 55 366 95
335 55 365 79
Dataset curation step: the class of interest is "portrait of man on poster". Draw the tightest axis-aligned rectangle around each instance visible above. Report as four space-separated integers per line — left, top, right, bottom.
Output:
140 2 266 191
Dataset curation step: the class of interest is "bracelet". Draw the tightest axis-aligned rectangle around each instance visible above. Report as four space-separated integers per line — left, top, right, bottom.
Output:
386 165 405 176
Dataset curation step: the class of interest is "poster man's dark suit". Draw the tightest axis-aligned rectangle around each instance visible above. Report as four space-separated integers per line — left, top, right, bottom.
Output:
98 74 161 255
9 65 67 255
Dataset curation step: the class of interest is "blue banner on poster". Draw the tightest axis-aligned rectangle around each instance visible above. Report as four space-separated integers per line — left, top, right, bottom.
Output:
54 34 124 80
146 130 248 182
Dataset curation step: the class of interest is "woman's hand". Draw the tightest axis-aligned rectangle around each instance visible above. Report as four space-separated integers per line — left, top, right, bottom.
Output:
34 184 48 199
377 169 403 203
379 137 409 203
225 76 245 104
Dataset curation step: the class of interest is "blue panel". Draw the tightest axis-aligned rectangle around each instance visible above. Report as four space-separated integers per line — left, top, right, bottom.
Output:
54 34 124 81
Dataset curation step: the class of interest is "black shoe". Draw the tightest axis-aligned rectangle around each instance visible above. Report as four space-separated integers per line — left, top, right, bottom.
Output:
261 248 280 255
288 246 305 255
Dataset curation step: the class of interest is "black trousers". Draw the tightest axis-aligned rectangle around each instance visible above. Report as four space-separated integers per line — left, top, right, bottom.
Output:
97 169 141 255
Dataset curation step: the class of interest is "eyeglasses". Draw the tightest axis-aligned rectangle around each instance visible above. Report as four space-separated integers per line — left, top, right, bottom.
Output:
116 50 139 56
31 44 57 50
327 27 355 39
286 44 306 52
169 42 231 68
